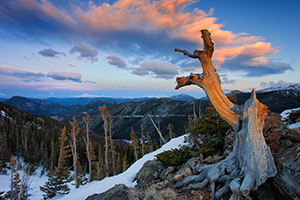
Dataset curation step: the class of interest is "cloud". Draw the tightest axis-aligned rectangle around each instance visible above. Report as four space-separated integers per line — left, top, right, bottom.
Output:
133 61 179 79
0 64 44 79
0 0 291 78
221 55 292 77
39 48 66 57
70 43 98 63
84 80 96 84
107 55 128 69
260 80 295 89
220 74 237 85
47 71 82 82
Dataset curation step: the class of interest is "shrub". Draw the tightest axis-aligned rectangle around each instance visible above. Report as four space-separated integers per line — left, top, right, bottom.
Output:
155 146 194 167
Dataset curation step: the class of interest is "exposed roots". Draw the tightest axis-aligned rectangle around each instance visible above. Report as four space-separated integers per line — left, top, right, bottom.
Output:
174 91 278 200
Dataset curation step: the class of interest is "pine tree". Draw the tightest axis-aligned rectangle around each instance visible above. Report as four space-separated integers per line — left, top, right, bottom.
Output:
40 126 71 199
140 124 144 157
108 114 116 176
99 105 109 177
130 127 139 161
122 154 129 172
146 132 153 153
0 130 10 174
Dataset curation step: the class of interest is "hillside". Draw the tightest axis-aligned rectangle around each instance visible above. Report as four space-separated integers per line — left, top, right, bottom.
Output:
89 98 210 140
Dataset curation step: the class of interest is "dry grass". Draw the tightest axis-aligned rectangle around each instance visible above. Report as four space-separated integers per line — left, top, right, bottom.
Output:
145 185 178 200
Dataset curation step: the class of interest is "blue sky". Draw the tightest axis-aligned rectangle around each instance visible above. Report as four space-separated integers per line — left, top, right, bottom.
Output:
0 0 299 99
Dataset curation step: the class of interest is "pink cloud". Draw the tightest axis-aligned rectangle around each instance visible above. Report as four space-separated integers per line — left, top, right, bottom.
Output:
1 0 290 77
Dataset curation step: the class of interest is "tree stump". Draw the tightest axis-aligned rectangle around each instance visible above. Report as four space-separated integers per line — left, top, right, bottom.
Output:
173 30 277 200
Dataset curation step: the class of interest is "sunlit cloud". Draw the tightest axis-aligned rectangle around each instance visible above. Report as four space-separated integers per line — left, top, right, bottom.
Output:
0 0 292 78
39 48 66 57
70 43 98 63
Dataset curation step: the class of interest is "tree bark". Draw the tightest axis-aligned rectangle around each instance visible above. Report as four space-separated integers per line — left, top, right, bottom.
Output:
174 29 277 199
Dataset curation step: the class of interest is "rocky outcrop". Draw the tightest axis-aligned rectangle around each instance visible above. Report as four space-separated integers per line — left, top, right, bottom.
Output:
135 160 166 189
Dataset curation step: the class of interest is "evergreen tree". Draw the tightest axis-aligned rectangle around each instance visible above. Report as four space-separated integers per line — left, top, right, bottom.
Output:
40 126 71 199
69 116 80 188
99 105 109 177
0 130 10 174
146 132 153 153
122 154 129 172
186 104 230 157
130 127 139 161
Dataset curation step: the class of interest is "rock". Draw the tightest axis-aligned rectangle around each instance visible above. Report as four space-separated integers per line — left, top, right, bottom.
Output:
287 127 300 142
159 166 176 180
173 166 192 182
86 184 142 200
86 184 130 200
263 112 285 153
136 160 165 189
272 144 300 199
263 112 282 134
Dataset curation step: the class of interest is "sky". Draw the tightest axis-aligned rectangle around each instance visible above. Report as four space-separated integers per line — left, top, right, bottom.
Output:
0 0 299 99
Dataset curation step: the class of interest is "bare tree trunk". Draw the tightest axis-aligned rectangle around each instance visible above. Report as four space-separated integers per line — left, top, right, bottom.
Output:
69 116 79 189
174 29 277 199
148 115 166 144
99 105 109 177
83 115 92 182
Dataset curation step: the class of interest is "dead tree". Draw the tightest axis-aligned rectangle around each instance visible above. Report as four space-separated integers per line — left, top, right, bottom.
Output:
83 115 93 182
173 29 277 199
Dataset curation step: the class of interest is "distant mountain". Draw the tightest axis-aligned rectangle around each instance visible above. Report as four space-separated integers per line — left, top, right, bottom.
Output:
232 84 300 113
53 99 118 122
45 97 152 106
257 83 300 93
0 98 7 102
169 94 196 101
4 96 70 116
89 98 210 141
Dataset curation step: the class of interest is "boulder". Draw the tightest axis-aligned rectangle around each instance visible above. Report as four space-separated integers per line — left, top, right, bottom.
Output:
86 184 130 200
135 160 165 189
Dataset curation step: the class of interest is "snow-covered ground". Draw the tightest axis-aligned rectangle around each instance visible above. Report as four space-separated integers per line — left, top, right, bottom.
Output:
0 134 187 200
281 107 300 129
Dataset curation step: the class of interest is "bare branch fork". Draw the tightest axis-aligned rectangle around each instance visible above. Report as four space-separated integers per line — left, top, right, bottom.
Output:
174 29 277 199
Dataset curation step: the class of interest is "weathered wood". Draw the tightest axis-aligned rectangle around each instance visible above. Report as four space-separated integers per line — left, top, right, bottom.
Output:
174 29 277 199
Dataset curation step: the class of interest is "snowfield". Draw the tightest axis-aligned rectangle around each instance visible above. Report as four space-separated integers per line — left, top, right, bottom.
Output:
0 134 187 200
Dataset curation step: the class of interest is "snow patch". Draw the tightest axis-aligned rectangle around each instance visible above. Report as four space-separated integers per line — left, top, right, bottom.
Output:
281 107 300 129
0 135 187 200
57 134 187 200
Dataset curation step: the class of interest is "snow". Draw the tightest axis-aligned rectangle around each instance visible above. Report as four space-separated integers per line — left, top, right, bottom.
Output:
0 134 187 200
281 107 300 129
